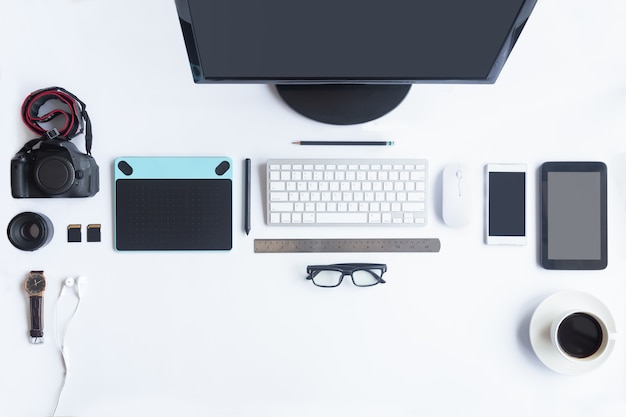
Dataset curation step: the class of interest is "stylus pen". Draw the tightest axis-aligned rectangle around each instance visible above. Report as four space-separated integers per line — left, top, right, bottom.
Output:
292 140 394 146
244 158 251 235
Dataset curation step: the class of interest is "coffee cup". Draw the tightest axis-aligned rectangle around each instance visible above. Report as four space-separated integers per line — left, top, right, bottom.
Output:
550 311 617 362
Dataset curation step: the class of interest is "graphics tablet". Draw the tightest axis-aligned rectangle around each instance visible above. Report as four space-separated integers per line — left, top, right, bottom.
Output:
114 157 232 251
540 162 607 269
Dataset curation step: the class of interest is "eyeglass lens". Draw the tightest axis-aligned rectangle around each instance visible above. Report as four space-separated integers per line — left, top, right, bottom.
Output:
351 269 382 286
311 268 382 287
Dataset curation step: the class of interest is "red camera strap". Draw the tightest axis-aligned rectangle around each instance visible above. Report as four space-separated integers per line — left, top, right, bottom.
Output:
21 87 92 155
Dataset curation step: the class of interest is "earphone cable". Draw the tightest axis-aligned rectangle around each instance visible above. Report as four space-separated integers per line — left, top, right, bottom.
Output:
51 280 82 417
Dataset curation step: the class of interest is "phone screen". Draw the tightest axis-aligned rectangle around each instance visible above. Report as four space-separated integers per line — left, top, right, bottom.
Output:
486 164 526 245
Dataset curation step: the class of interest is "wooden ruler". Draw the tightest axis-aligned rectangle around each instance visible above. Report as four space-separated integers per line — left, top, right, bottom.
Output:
254 238 440 253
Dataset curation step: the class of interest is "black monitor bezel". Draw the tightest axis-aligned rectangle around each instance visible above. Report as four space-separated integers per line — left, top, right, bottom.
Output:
175 0 538 85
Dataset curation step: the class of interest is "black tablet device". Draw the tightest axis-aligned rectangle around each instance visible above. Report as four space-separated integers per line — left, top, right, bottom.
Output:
114 157 232 251
540 162 607 270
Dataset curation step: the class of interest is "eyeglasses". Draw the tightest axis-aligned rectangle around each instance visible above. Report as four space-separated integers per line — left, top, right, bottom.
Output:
306 263 387 287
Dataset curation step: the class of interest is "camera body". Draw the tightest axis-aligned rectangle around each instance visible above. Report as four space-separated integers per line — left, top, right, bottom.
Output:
11 138 99 198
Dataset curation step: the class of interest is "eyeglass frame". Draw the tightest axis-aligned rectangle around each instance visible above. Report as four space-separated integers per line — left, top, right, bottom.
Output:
306 263 387 287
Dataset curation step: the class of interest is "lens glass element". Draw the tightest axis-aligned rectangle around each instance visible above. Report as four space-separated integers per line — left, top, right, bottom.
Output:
7 212 54 251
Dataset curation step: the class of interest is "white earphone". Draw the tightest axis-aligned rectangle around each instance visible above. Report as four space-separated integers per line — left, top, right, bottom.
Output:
63 275 86 297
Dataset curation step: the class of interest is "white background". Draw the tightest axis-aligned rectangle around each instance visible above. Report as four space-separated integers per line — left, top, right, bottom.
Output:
2 1 626 416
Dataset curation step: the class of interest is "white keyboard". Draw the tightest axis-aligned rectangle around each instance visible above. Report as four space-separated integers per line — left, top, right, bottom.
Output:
266 159 428 226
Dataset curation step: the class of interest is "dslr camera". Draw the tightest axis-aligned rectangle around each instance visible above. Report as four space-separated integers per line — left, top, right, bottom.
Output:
11 133 99 198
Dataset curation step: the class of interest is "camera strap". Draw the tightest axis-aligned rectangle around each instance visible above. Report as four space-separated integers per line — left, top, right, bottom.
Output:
21 87 93 155
15 129 66 158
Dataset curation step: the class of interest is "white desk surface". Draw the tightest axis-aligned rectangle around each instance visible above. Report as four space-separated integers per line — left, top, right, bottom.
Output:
2 1 626 416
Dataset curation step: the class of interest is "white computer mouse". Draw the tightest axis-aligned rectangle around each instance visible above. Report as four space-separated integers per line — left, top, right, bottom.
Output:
442 163 472 227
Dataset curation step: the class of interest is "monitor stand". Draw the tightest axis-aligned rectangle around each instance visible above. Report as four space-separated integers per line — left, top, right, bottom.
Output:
276 84 411 125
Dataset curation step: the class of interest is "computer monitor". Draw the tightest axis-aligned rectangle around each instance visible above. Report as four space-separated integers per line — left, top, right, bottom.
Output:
175 0 537 125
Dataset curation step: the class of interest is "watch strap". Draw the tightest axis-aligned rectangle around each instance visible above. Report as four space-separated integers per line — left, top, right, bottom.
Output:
29 295 44 344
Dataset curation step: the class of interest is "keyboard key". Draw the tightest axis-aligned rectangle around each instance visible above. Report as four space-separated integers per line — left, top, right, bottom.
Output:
403 202 425 212
271 182 286 191
317 212 368 223
270 192 288 201
271 202 293 212
369 213 381 223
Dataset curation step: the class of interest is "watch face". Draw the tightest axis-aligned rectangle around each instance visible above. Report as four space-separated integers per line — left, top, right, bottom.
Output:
25 272 46 294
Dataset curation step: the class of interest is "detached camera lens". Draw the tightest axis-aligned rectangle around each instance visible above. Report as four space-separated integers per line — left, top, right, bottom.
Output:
7 212 54 251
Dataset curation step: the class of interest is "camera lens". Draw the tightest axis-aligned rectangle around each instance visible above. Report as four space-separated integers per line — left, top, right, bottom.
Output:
34 155 76 195
7 212 54 251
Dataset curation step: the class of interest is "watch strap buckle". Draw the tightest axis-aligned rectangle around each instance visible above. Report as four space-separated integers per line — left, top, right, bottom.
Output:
30 336 44 344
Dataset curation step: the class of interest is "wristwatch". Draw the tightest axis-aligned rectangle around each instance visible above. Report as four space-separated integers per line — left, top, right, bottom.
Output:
24 270 46 344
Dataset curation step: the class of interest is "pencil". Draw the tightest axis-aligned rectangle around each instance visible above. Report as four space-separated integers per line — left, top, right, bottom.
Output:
292 140 394 146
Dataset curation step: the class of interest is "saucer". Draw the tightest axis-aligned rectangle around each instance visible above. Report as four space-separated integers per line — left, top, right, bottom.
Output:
529 290 616 375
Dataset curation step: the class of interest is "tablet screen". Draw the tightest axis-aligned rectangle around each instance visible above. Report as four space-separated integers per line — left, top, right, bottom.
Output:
541 162 607 270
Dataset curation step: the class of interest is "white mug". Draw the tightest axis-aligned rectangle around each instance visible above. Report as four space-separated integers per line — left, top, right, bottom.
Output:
550 311 617 362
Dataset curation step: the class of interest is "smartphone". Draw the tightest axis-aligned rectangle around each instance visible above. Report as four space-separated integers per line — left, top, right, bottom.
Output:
485 163 527 245
540 162 607 270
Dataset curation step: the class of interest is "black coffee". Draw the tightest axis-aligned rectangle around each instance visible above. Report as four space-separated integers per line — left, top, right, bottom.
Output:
557 313 603 358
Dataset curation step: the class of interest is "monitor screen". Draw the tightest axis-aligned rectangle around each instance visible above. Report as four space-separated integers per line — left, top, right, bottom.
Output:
175 0 537 124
